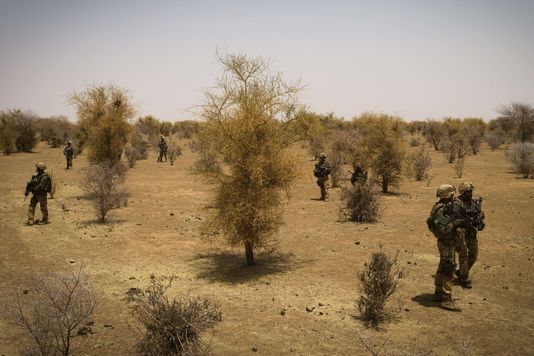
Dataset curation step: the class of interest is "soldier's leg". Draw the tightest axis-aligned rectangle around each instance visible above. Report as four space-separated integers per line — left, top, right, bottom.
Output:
319 182 326 200
39 195 49 223
435 240 455 300
27 195 38 224
455 229 469 281
467 232 478 271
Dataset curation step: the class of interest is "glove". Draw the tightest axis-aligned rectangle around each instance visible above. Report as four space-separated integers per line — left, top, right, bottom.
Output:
24 191 29 197
478 220 485 231
445 223 455 234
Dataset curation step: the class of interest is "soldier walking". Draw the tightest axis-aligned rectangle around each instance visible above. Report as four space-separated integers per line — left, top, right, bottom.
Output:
350 163 368 185
63 140 74 169
427 184 465 311
25 163 52 225
453 182 485 289
157 136 168 162
314 152 331 201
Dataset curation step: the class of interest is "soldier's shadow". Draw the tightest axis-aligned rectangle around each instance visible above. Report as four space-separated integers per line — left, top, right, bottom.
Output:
411 293 440 308
191 250 311 284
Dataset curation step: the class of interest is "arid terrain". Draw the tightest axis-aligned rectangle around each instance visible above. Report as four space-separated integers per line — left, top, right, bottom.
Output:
1 140 533 355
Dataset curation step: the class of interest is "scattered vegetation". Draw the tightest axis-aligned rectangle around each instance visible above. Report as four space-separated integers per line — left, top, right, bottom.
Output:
357 251 403 327
339 182 380 222
411 144 432 181
82 160 128 222
6 267 97 356
129 276 222 355
505 142 534 178
168 140 182 166
498 102 534 142
0 109 37 154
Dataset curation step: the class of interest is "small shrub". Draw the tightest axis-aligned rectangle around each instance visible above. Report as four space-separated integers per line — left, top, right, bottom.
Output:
339 182 380 223
168 140 183 166
5 267 97 356
357 251 403 327
193 151 221 175
124 144 138 168
409 136 421 147
131 132 149 160
49 170 58 199
129 276 222 355
454 156 465 178
485 130 505 151
83 161 127 222
505 142 534 178
411 145 432 181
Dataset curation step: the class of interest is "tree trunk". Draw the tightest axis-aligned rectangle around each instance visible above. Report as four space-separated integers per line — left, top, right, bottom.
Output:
382 176 388 193
245 240 255 266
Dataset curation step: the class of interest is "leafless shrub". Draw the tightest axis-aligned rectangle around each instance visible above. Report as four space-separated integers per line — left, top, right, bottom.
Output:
424 120 447 151
124 144 138 168
484 130 505 151
168 140 183 166
49 170 58 199
129 276 222 355
5 267 97 356
454 156 465 178
409 136 421 147
357 251 403 327
505 142 534 178
442 134 467 164
411 144 432 181
339 183 380 223
498 102 534 142
83 161 127 222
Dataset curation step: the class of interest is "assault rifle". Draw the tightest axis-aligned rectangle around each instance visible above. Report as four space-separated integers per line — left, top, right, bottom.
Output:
459 197 484 231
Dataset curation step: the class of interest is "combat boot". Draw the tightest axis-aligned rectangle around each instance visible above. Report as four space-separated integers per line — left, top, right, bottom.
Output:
460 279 472 289
440 299 461 312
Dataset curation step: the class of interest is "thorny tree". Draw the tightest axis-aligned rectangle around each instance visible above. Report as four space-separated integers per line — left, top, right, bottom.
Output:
199 53 302 266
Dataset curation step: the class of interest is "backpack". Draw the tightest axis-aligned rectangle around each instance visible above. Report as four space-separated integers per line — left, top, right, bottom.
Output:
45 174 52 193
426 202 443 238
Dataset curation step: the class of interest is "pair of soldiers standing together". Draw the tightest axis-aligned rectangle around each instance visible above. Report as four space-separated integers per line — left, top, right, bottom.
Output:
430 182 485 311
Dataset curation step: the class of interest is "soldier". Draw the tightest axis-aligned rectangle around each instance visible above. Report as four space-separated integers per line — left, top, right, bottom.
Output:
63 140 74 169
25 163 52 225
453 181 485 289
313 152 331 201
350 163 368 185
427 184 464 311
157 136 168 162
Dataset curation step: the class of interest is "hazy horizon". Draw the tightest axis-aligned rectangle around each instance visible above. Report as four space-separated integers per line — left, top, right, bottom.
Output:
1 0 533 122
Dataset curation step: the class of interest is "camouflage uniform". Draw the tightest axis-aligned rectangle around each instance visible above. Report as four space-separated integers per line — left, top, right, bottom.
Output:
157 137 167 162
26 163 51 225
314 153 331 201
428 184 463 311
351 164 368 185
453 182 485 288
63 141 74 169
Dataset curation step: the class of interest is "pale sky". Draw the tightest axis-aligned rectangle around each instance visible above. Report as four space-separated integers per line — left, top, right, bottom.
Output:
1 0 533 122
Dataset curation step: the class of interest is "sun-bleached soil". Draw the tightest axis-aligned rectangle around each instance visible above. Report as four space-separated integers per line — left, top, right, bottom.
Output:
1 140 533 355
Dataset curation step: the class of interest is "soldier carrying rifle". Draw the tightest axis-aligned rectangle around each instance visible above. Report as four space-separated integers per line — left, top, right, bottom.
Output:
25 163 52 225
453 181 485 289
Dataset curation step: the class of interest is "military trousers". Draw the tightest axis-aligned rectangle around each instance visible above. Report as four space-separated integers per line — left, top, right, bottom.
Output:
455 228 478 281
434 239 456 300
316 177 329 200
28 193 48 223
66 155 73 169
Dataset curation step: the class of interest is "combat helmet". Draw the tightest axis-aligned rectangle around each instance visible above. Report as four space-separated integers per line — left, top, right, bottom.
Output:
319 152 327 159
436 184 455 199
458 181 475 194
35 162 46 170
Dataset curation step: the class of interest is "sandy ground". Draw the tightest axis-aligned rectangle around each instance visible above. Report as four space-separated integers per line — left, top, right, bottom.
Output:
1 140 533 355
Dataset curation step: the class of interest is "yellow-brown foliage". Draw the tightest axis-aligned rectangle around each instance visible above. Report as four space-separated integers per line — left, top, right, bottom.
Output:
70 84 134 163
200 53 302 265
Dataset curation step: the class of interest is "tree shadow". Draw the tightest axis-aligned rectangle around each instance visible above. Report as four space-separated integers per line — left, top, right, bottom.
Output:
191 250 310 284
411 293 440 308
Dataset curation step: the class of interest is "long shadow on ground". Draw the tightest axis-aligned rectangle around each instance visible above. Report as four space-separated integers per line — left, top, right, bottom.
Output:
411 293 440 308
191 250 311 284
